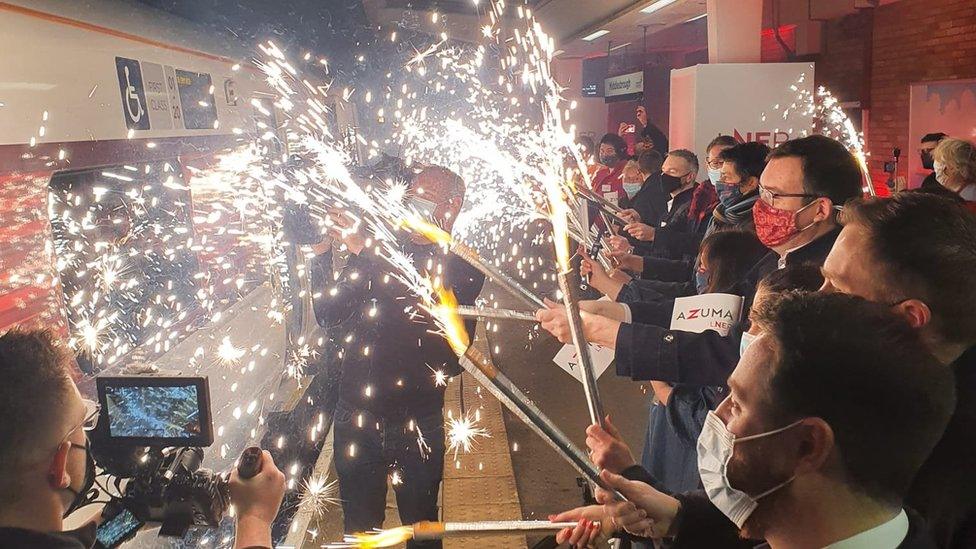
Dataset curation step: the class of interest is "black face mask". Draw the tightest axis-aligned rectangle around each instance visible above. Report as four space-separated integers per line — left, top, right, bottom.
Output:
660 172 685 194
921 151 934 170
63 437 97 518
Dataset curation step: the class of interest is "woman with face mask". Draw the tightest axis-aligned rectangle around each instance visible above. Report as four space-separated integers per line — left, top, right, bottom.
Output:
592 133 631 209
931 138 976 201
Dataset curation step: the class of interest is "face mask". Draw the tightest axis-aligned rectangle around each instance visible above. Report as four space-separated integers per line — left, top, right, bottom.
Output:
63 437 97 518
660 172 685 194
707 167 722 186
695 269 709 294
622 181 643 199
933 159 948 185
409 196 438 219
714 180 744 209
599 154 618 167
752 198 818 249
739 331 758 357
921 151 935 170
697 410 803 528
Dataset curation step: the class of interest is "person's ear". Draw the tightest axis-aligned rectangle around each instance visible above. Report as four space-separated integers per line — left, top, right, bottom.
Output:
893 299 931 330
48 441 72 490
812 197 833 222
740 176 759 194
792 417 834 475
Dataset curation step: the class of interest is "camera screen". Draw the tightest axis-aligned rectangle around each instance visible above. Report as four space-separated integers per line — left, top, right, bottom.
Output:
104 384 202 438
95 507 142 548
95 376 213 446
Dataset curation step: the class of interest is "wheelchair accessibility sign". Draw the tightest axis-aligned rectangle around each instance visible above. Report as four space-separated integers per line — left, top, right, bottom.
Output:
115 57 150 130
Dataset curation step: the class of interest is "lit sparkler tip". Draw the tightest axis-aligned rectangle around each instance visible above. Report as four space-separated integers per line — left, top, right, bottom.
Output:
297 475 340 520
446 410 491 460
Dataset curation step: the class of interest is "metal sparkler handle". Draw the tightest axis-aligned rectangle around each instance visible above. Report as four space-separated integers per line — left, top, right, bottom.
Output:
459 348 625 501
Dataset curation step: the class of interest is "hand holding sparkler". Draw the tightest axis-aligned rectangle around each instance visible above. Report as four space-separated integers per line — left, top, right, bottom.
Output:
579 256 626 300
552 470 680 543
536 298 621 350
326 207 367 255
623 222 655 242
618 208 641 225
585 415 636 474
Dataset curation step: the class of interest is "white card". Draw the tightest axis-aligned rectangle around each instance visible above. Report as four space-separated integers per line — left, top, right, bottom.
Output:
552 342 615 385
670 293 745 336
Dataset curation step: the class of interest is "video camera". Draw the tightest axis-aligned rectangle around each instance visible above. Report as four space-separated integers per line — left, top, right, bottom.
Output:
88 376 261 548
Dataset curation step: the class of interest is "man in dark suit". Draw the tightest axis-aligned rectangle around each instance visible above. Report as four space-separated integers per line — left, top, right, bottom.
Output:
317 167 485 548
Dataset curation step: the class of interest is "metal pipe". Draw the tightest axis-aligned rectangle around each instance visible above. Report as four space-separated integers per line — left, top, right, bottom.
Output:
450 241 545 310
459 347 624 500
556 270 605 428
456 305 536 322
413 520 581 540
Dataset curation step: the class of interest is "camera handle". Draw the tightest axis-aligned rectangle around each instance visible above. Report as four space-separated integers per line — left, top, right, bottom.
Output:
237 446 263 479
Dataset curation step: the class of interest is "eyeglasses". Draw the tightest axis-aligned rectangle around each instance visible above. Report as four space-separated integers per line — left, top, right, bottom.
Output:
60 399 100 444
758 184 819 206
706 159 724 170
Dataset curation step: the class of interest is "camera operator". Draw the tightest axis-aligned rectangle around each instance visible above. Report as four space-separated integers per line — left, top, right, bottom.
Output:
0 329 286 549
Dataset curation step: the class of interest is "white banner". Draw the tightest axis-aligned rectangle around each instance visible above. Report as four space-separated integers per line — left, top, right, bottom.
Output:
670 293 745 336
669 63 815 158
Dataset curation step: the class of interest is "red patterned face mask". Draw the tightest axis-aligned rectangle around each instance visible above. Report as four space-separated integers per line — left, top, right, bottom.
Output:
752 198 818 248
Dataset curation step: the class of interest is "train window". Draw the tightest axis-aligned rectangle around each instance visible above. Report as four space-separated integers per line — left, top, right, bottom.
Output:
49 160 201 373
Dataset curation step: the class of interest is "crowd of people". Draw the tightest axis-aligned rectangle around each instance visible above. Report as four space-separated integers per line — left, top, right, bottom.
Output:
534 111 976 548
1 102 975 549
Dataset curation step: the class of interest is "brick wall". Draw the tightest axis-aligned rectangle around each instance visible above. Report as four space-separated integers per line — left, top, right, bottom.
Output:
866 0 976 182
816 11 871 107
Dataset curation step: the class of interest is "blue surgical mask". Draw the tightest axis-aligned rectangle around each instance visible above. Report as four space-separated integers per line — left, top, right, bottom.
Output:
695 270 710 294
622 181 643 199
708 167 722 186
739 331 758 357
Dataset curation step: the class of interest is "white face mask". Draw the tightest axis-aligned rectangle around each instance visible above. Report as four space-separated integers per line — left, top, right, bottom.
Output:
409 196 438 218
708 167 722 186
739 331 758 357
933 159 948 185
697 409 803 528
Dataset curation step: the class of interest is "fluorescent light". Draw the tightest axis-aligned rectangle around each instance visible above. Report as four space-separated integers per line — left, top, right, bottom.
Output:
609 42 632 52
685 13 707 22
581 29 610 41
641 0 679 14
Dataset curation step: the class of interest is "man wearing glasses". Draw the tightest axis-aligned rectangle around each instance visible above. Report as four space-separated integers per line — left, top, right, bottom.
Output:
539 135 864 389
0 329 285 549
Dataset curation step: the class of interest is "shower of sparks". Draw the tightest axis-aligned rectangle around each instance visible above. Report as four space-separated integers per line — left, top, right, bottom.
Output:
775 74 875 195
297 475 340 520
446 410 491 460
217 336 246 365
331 526 415 548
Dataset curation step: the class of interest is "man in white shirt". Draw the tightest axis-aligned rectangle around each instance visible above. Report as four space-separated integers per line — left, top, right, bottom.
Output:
553 292 954 549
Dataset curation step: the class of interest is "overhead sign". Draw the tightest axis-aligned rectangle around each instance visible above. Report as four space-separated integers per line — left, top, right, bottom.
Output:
605 71 644 98
114 56 218 132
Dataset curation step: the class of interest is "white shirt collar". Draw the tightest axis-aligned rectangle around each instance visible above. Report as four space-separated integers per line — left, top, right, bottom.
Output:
822 509 909 549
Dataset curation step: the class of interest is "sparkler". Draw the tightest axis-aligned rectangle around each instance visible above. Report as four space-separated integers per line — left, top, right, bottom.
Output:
426 288 622 499
445 410 490 460
333 521 580 548
456 305 536 322
296 475 340 520
401 215 545 309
